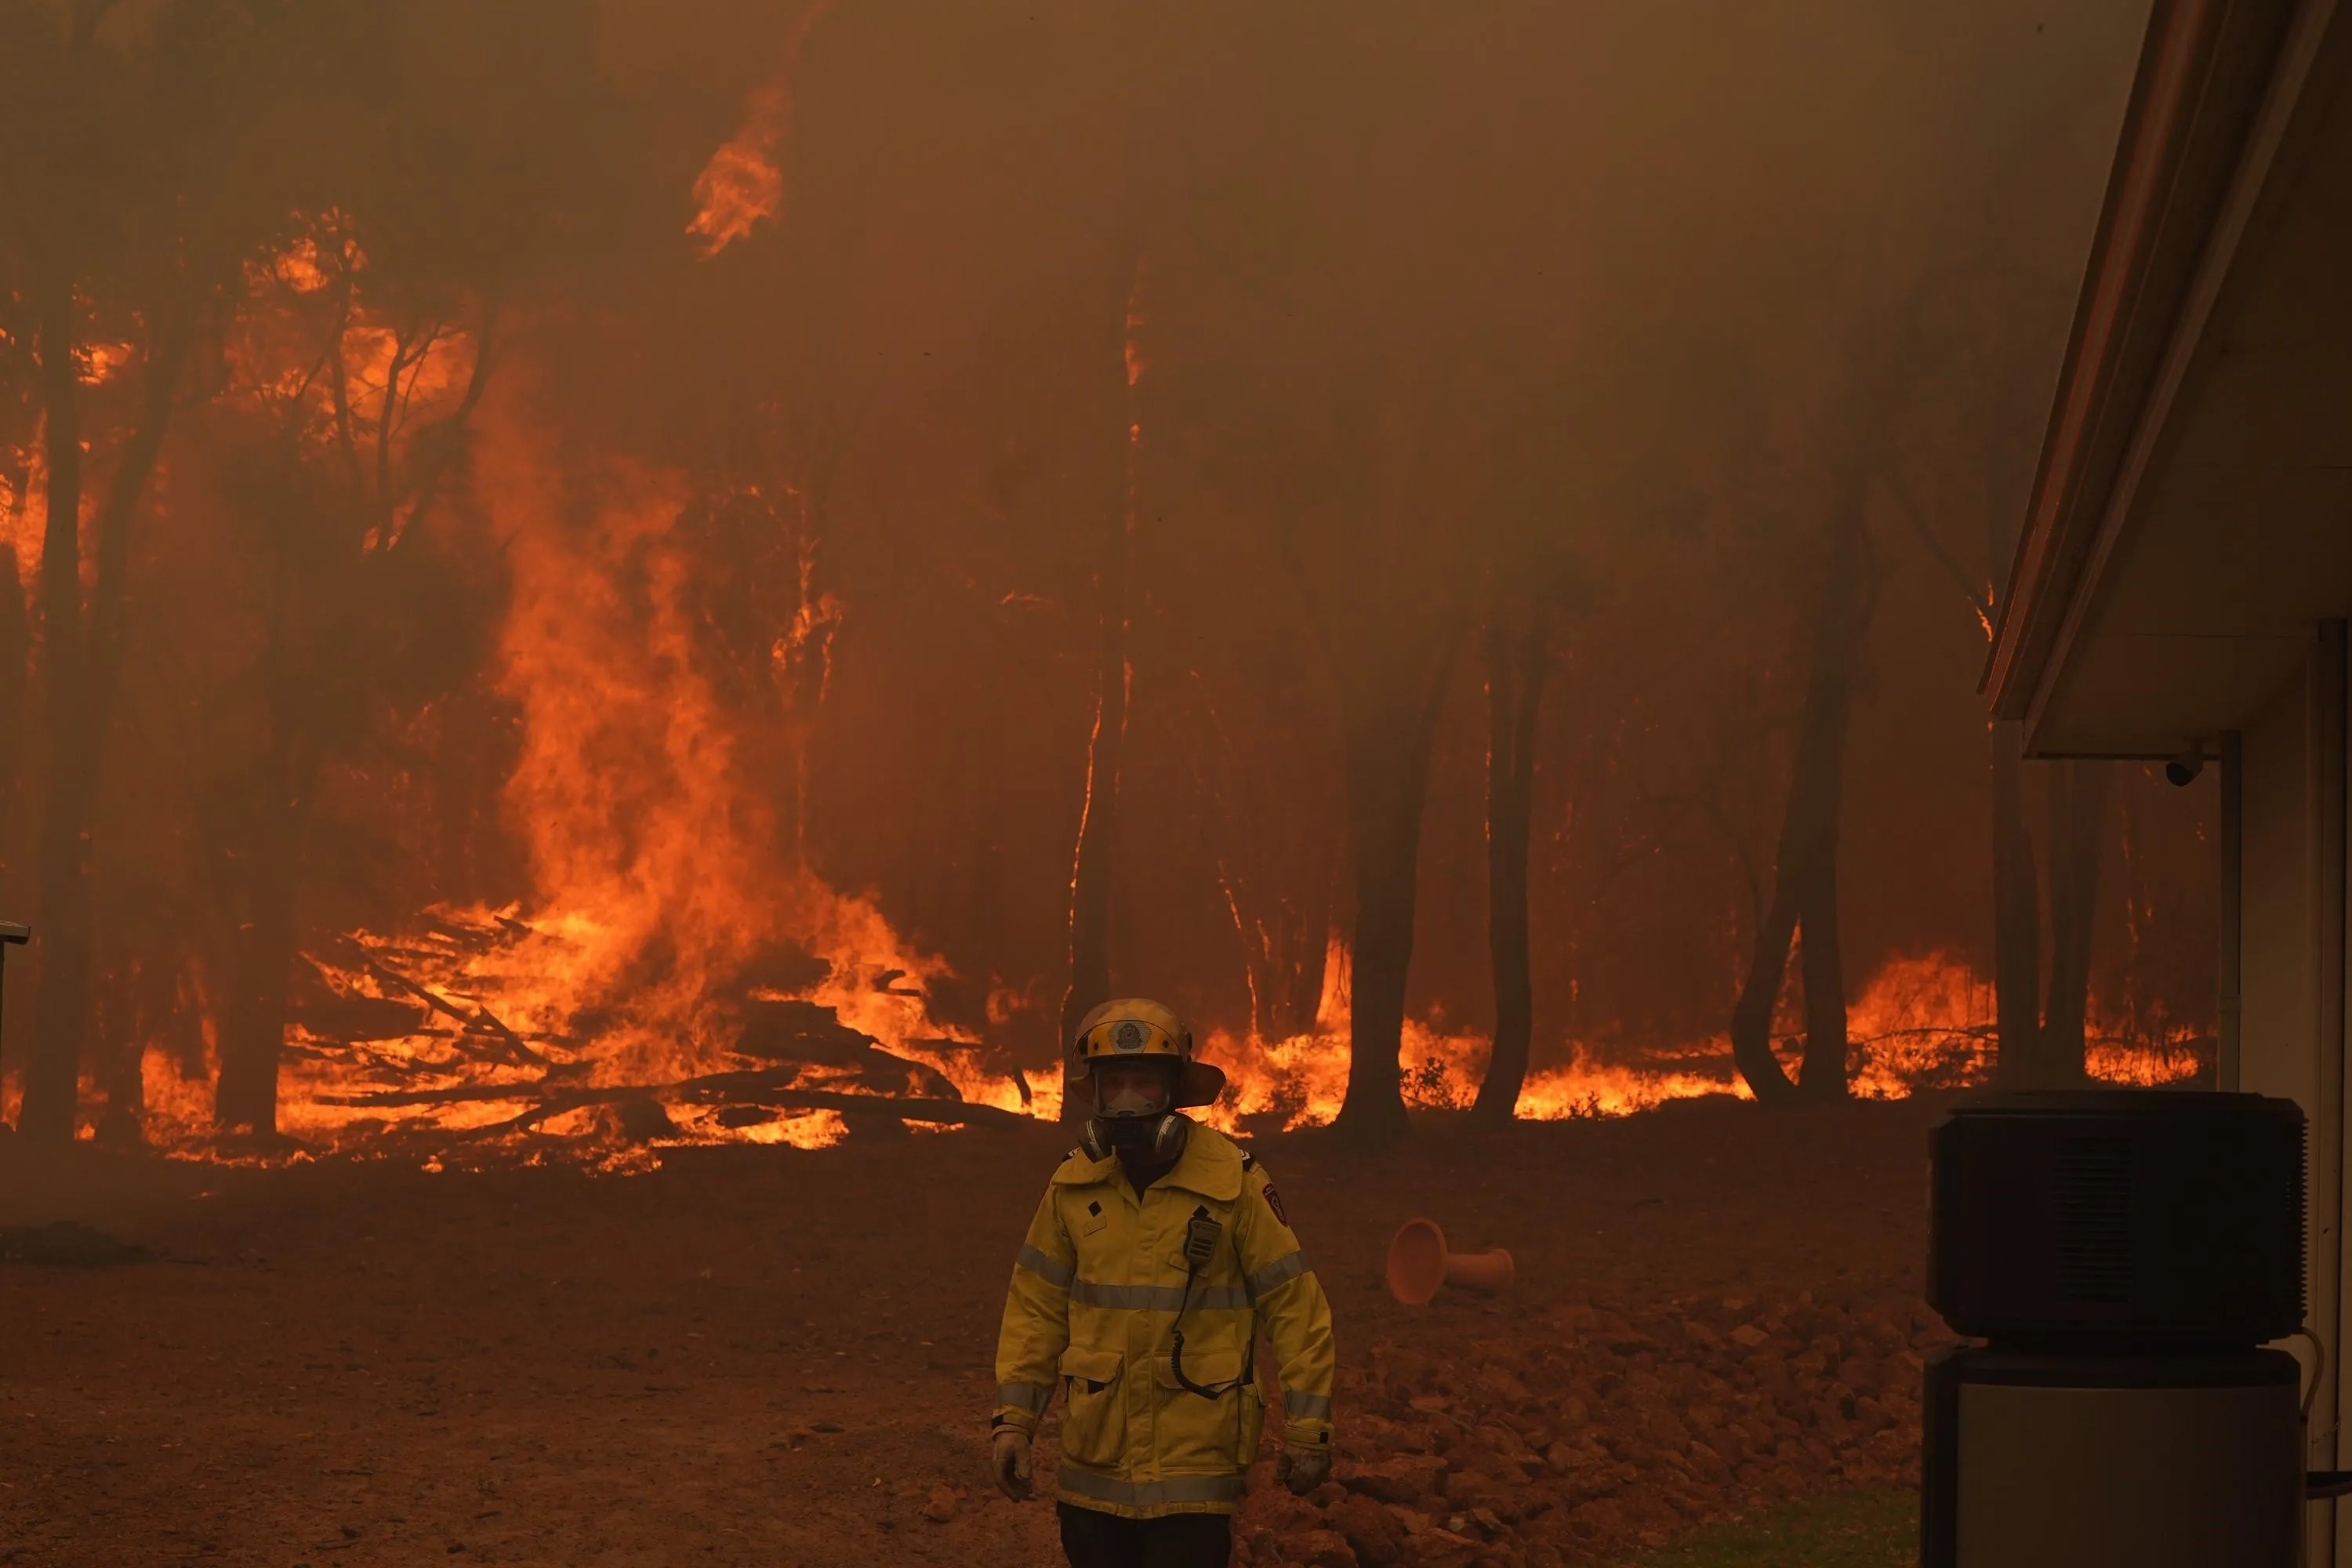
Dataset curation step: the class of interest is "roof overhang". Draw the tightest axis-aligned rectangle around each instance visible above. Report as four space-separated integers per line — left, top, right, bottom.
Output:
1984 0 2352 757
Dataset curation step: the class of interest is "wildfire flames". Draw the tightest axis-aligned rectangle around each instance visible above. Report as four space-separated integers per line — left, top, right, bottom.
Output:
132 892 2202 1163
1192 947 2203 1135
107 410 2205 1167
684 2 834 257
126 419 1049 1163
98 423 2209 1166
45 187 2201 1173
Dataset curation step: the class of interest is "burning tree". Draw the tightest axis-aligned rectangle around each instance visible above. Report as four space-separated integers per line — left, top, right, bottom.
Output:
196 2 656 1135
1 0 330 1140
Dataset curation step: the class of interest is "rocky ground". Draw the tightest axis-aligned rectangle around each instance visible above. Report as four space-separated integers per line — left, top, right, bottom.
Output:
0 1094 1952 1566
1237 1280 1942 1566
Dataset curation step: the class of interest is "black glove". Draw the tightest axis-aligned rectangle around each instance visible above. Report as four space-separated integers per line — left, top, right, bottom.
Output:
1276 1443 1330 1496
990 1428 1034 1501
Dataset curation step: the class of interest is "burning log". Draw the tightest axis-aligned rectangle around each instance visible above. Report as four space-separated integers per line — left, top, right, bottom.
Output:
676 1070 1000 1125
285 990 427 1045
615 1097 681 1142
315 1065 1029 1131
719 1000 964 1099
277 907 1030 1154
734 997 886 1065
351 955 549 1069
288 953 428 1040
292 941 559 1076
870 967 925 998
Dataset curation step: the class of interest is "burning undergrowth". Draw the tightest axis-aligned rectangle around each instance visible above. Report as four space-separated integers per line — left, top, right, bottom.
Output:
1193 948 2205 1138
125 930 2204 1169
256 902 1033 1160
102 401 2201 1170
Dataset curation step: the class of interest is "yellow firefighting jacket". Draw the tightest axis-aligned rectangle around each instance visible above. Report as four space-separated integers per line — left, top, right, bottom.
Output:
993 1121 1336 1518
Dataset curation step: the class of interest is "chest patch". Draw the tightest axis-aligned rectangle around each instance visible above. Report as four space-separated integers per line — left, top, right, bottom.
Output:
1263 1182 1287 1227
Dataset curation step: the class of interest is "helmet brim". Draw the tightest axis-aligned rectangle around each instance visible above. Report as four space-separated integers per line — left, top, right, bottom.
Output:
1175 1059 1227 1110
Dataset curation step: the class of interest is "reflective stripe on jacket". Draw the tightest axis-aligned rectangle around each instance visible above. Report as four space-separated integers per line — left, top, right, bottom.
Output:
992 1120 1337 1519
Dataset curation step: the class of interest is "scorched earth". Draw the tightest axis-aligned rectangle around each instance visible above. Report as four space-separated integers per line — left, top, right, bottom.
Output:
0 1097 1953 1566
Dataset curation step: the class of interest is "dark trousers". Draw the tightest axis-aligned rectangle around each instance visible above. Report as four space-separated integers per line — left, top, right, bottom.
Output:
1058 1501 1232 1568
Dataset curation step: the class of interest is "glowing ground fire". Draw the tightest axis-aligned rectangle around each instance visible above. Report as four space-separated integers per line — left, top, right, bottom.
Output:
122 930 2199 1163
1192 946 2204 1134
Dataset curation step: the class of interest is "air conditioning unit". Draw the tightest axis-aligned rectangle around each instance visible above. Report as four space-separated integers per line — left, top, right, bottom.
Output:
1921 1091 2315 1568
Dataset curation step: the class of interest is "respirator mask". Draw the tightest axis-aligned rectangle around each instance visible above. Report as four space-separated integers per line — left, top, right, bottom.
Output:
1080 1058 1189 1163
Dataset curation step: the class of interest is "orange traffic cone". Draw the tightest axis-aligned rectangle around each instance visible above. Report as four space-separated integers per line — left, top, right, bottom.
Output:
1385 1218 1515 1305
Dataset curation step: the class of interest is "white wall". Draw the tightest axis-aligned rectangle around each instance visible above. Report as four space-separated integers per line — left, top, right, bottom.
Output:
2239 652 2315 1099
2234 637 2348 1566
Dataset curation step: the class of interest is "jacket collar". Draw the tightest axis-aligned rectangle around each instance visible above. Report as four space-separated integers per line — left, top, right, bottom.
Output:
1051 1119 1244 1202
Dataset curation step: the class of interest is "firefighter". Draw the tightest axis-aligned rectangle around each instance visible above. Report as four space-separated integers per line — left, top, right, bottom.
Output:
990 998 1336 1568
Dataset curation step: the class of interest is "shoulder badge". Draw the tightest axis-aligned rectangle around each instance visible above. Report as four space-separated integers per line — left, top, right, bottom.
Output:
1262 1179 1288 1227
1240 1152 1257 1172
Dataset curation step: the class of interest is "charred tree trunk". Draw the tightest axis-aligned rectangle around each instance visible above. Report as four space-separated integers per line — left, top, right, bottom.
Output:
92 947 182 1145
1730 503 1873 1105
20 275 86 1141
20 310 188 1141
1333 627 1463 1146
0 544 24 1090
2037 759 2111 1087
1731 891 1806 1105
89 952 142 1145
23 638 111 1142
0 547 27 844
209 307 496 1138
1990 719 2042 1086
214 758 311 1135
1797 845 1849 1095
1472 608 1552 1127
1058 431 1133 1121
216 575 319 1136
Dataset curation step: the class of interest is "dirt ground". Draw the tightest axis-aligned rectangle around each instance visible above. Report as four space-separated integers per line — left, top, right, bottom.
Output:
0 1096 1955 1567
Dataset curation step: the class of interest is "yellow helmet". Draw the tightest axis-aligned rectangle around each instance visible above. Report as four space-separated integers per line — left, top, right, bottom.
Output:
1073 997 1227 1110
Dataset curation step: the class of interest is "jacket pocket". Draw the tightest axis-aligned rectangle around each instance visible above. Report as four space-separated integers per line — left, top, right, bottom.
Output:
1057 1346 1127 1471
1152 1340 1250 1474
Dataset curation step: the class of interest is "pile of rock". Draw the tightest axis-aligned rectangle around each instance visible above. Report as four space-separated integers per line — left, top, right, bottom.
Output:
1233 1287 1954 1567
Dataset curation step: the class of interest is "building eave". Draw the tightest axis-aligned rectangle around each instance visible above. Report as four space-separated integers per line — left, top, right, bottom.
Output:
1985 0 2310 729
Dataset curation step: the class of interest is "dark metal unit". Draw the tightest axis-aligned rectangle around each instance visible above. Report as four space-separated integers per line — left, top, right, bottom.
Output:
1922 1091 2310 1568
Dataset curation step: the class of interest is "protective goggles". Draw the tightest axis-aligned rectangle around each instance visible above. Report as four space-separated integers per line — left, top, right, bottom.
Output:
1091 1060 1176 1119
